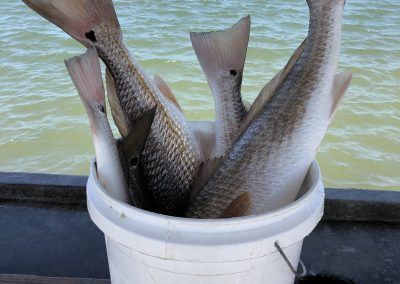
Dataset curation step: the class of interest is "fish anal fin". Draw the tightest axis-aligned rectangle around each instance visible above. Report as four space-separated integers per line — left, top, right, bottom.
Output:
190 15 250 79
190 156 224 202
220 192 252 218
106 68 130 137
330 71 352 121
153 75 182 111
22 0 121 47
119 107 157 160
240 39 307 135
189 121 216 162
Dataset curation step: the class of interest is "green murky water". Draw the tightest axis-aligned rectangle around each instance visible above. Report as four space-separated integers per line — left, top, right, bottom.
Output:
0 1 399 190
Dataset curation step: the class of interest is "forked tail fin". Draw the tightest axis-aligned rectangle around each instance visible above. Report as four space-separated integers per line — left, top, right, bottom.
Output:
190 15 250 81
22 0 120 47
65 47 106 123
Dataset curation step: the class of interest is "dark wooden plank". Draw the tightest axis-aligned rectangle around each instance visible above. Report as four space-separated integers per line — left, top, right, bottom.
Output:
324 188 400 223
0 172 86 205
0 274 109 283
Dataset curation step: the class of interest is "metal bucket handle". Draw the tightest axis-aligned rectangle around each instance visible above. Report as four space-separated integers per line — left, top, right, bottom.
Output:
274 241 307 278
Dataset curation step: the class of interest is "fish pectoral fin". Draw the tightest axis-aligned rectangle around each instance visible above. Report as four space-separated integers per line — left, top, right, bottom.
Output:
220 192 252 218
119 107 157 159
153 74 182 111
22 0 120 48
190 156 224 202
330 71 352 122
240 38 307 135
189 121 216 162
106 68 130 137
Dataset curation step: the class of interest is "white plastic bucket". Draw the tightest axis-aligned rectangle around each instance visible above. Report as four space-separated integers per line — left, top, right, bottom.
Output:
87 160 324 284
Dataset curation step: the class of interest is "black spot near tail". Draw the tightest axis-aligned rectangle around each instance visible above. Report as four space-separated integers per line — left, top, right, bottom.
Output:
129 156 139 167
230 69 237 76
85 30 97 43
98 105 105 113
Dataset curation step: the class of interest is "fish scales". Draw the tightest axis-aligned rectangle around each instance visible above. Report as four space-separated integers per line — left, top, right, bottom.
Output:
186 0 346 218
92 23 200 215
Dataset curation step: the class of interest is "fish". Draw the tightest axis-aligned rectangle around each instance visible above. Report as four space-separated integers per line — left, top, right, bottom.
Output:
153 75 182 112
185 0 351 218
188 121 216 161
115 107 157 211
65 47 130 204
190 16 250 157
220 192 252 218
22 0 201 216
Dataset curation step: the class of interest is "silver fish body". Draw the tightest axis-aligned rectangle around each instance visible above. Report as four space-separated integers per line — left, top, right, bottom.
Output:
65 48 130 204
94 27 201 216
116 108 157 210
22 0 201 216
190 16 250 157
186 0 347 218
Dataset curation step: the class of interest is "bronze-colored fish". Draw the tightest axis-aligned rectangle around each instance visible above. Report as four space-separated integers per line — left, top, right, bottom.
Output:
191 16 250 157
186 0 352 218
22 0 201 215
65 48 130 204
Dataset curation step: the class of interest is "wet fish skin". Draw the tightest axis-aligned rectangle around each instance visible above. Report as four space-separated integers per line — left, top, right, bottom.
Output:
116 108 157 210
92 24 201 216
186 0 347 218
22 0 201 216
190 16 250 157
65 48 130 204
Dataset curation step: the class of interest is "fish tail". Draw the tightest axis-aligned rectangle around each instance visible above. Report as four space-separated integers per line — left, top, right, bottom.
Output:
22 0 121 47
65 48 106 119
190 15 250 88
191 16 250 156
307 0 346 11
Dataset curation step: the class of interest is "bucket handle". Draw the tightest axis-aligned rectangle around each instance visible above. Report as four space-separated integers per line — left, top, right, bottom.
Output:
274 241 307 278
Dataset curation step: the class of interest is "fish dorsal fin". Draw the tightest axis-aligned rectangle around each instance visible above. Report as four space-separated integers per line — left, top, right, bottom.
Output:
220 192 252 218
188 121 216 162
119 107 157 160
190 156 224 202
239 39 307 135
330 71 352 122
106 68 129 137
190 15 250 80
153 74 182 111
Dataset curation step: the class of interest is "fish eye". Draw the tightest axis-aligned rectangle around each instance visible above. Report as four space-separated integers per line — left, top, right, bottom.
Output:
129 156 139 167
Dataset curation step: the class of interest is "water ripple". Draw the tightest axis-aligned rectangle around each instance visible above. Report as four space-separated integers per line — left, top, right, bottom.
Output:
0 0 398 190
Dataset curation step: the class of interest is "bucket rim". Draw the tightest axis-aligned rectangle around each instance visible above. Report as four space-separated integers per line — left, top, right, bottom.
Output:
88 159 322 228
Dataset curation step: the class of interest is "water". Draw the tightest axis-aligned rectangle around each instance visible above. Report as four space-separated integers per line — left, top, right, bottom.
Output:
0 1 399 190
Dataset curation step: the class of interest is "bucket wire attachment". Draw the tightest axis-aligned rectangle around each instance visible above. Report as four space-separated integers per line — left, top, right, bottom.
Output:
274 241 307 278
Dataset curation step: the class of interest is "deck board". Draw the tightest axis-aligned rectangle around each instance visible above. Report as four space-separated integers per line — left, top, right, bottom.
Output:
0 172 399 283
